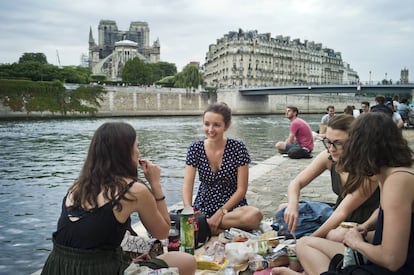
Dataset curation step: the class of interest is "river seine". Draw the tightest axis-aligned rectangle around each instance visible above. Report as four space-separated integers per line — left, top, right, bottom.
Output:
0 114 321 274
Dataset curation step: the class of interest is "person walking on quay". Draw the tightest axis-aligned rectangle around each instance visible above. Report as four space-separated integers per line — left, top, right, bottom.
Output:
276 114 379 242
41 122 196 275
182 102 263 235
319 105 335 135
275 106 314 159
273 112 414 275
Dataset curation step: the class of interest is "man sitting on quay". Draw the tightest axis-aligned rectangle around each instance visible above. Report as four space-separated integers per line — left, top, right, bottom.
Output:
275 106 313 159
319 105 335 135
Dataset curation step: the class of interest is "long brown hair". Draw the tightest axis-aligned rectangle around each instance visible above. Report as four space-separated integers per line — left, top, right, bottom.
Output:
338 112 413 194
70 122 138 211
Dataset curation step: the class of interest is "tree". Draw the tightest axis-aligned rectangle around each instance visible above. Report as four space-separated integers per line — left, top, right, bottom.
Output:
155 75 175 87
122 57 153 85
174 64 203 90
18 53 48 64
0 79 105 115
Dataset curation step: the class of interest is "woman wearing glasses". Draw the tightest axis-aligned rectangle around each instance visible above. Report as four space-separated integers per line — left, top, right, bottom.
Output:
278 114 379 242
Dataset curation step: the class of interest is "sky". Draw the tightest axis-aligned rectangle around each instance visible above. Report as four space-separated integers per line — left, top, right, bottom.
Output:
0 0 413 83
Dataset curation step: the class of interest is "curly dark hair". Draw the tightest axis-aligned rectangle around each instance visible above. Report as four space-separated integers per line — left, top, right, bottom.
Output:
70 122 138 211
338 112 413 194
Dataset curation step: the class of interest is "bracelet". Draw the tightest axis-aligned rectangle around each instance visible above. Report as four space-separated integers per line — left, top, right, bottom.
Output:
155 195 165 201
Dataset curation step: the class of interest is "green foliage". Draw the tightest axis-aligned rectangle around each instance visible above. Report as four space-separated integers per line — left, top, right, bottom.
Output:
60 66 92 83
174 64 203 89
19 52 48 64
155 75 176 87
122 57 153 85
90 74 107 82
0 79 105 115
0 52 92 84
152 62 177 80
121 58 177 85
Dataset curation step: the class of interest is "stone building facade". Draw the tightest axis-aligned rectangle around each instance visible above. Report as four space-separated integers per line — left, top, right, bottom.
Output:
203 29 358 88
401 68 409 84
88 20 160 81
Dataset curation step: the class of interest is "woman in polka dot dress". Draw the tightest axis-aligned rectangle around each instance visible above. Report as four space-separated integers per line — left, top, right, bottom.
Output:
182 102 263 235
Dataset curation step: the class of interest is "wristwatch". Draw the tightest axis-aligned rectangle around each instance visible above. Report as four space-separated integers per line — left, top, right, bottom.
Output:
221 207 228 215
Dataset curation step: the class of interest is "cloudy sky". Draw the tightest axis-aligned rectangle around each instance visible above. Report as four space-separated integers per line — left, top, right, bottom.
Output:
1 0 413 83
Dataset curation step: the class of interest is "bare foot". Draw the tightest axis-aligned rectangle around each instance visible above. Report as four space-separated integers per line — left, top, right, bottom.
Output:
271 267 302 275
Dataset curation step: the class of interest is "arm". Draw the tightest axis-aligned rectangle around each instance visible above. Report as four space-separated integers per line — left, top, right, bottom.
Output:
285 132 295 144
128 159 170 240
312 178 378 238
396 117 404 128
357 207 379 239
208 164 249 233
284 150 332 233
182 165 196 207
344 174 412 271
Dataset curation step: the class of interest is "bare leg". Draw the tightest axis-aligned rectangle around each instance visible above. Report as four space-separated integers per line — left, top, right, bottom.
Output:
220 206 263 232
272 266 304 275
296 236 344 275
326 227 349 242
157 251 196 275
275 141 287 153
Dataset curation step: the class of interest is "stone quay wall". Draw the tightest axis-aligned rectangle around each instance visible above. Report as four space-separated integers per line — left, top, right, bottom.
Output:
0 86 373 118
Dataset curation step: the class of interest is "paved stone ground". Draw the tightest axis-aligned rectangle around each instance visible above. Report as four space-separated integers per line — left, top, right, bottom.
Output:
246 130 414 220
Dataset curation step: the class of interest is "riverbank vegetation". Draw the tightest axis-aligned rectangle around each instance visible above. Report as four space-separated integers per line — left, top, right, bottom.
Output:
0 79 105 116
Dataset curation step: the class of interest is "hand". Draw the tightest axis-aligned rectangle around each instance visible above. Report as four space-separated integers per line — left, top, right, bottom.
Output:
207 210 223 235
343 228 364 250
356 224 368 238
139 159 161 188
284 203 299 234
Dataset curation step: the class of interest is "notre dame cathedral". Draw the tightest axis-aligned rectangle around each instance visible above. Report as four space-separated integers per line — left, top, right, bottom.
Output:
88 20 160 80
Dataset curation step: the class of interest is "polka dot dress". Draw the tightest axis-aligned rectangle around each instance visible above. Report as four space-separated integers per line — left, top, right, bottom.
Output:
186 138 251 218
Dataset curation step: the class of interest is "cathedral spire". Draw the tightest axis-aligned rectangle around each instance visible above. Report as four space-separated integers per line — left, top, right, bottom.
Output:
89 26 95 45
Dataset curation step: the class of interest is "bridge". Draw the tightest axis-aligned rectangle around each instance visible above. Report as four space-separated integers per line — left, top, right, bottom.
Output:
239 84 414 96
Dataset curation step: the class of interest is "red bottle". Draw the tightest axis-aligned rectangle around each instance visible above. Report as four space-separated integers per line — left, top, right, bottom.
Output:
167 221 180 251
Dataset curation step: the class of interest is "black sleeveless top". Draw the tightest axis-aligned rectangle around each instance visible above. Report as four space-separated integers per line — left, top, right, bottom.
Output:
372 170 414 273
53 181 136 250
330 163 380 224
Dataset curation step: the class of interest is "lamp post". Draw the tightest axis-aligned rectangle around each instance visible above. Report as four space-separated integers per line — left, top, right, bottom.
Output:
385 72 388 84
369 71 371 85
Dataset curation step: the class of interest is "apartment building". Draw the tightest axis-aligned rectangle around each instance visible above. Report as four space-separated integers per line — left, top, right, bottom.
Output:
203 29 357 88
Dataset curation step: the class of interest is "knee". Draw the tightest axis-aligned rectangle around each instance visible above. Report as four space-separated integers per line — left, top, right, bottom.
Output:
241 207 263 226
179 253 197 275
164 252 196 275
275 142 283 150
326 228 346 242
295 236 315 259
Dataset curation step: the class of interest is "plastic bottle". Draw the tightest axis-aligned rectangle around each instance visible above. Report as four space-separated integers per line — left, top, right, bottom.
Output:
167 220 180 251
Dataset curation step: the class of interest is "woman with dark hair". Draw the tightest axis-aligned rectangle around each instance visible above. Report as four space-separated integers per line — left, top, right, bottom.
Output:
277 112 414 275
182 102 263 235
41 122 196 275
278 114 379 241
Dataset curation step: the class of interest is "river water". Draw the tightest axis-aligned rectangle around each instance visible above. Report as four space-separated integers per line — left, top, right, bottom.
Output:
0 114 321 274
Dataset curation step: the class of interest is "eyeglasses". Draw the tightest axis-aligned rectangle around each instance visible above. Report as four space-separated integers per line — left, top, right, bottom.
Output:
322 137 345 150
